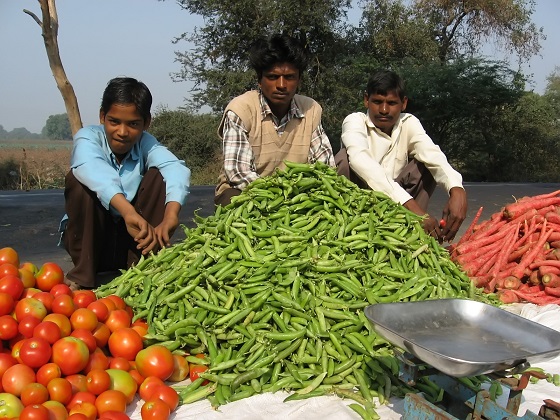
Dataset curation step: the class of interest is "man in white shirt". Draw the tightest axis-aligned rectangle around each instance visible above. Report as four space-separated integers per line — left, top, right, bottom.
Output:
336 69 467 243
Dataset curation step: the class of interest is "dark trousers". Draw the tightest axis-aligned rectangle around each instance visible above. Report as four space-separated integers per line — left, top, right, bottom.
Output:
335 148 436 212
63 168 166 288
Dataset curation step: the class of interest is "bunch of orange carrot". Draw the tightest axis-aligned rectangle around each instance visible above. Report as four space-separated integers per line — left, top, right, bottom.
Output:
449 189 560 305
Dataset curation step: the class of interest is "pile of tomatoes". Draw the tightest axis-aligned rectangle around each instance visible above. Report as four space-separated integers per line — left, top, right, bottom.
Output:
0 247 193 420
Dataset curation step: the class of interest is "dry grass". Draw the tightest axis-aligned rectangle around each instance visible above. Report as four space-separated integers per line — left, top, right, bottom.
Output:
0 139 71 190
0 139 220 190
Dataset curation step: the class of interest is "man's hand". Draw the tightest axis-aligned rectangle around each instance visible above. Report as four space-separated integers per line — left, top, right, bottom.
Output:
403 198 442 242
154 202 182 249
440 187 468 242
122 212 158 255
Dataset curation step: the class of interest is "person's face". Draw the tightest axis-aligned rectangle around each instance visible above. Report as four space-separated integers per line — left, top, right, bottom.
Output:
258 62 300 117
100 103 150 160
364 90 407 135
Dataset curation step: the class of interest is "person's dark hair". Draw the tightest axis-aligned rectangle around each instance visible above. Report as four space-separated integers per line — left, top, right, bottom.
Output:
248 34 309 79
100 77 152 121
366 69 406 100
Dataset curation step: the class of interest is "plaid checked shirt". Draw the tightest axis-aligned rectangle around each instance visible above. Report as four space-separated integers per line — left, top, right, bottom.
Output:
222 91 335 190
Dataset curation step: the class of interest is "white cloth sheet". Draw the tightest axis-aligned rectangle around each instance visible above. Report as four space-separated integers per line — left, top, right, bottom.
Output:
126 303 560 419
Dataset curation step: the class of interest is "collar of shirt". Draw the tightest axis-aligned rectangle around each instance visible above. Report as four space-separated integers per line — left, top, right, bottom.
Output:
258 91 304 131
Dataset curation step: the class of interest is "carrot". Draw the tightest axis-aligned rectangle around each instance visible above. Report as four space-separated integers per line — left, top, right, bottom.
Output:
498 289 520 304
455 241 503 265
473 251 500 277
502 276 522 290
548 232 560 242
454 206 484 250
510 289 560 305
530 260 560 270
542 272 560 288
454 222 511 256
546 210 560 224
490 224 520 279
538 205 559 216
509 208 538 224
539 265 560 277
511 221 553 279
516 189 560 202
504 197 560 220
507 243 533 263
529 270 541 285
545 287 560 298
550 241 560 249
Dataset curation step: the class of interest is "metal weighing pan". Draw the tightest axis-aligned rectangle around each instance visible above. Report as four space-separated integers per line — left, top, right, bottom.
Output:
364 299 560 377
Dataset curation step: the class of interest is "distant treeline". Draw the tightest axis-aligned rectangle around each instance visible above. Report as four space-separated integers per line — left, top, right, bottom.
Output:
0 125 41 140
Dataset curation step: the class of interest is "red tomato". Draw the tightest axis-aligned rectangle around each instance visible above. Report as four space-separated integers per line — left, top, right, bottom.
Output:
105 369 137 404
11 338 25 363
108 328 143 361
68 401 97 420
18 315 41 338
83 350 109 374
21 288 41 299
51 337 90 376
43 313 72 337
51 294 76 318
141 398 170 420
91 322 111 348
85 369 111 396
65 374 88 394
97 298 117 313
189 364 209 383
135 345 175 381
18 268 36 289
50 283 72 298
42 400 69 420
66 391 96 409
68 413 89 420
33 321 62 345
72 291 96 309
20 262 38 275
169 354 189 382
128 369 145 386
0 314 19 340
70 308 98 332
0 247 19 267
46 377 73 406
94 390 127 416
108 357 131 371
70 329 97 353
104 295 126 311
104 309 131 333
20 382 49 406
0 274 24 300
98 411 130 420
0 292 15 317
32 292 55 313
14 298 47 322
35 263 64 292
0 353 18 379
0 263 19 279
138 376 165 401
149 384 179 411
86 301 109 323
36 363 62 387
2 363 36 396
19 337 52 369
19 404 50 420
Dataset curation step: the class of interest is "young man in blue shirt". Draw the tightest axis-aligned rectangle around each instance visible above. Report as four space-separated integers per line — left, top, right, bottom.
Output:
60 77 191 289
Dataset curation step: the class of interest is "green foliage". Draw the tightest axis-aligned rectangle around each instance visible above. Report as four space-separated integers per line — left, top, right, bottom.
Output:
42 113 72 140
150 107 222 182
0 125 41 140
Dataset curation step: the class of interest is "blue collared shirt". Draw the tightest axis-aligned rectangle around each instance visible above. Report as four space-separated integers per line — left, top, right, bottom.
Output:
59 125 190 239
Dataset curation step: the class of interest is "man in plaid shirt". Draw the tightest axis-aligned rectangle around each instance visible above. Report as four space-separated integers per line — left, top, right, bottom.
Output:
214 34 335 206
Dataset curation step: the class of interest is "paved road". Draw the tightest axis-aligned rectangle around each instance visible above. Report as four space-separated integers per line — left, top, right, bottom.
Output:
1 183 559 276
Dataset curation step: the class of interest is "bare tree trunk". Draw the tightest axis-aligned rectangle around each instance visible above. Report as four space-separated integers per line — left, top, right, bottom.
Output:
24 0 83 136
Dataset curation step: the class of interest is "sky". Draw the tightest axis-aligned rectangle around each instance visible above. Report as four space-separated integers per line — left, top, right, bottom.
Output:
1 0 559 134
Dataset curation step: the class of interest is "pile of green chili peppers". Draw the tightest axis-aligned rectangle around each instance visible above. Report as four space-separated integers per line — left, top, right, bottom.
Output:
97 161 497 419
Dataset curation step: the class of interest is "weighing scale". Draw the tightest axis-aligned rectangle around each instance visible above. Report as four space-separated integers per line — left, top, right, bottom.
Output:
365 299 560 419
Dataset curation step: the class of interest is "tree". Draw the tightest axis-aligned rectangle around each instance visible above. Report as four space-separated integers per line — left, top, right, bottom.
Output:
42 113 72 140
171 0 352 113
412 0 545 63
24 0 82 136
